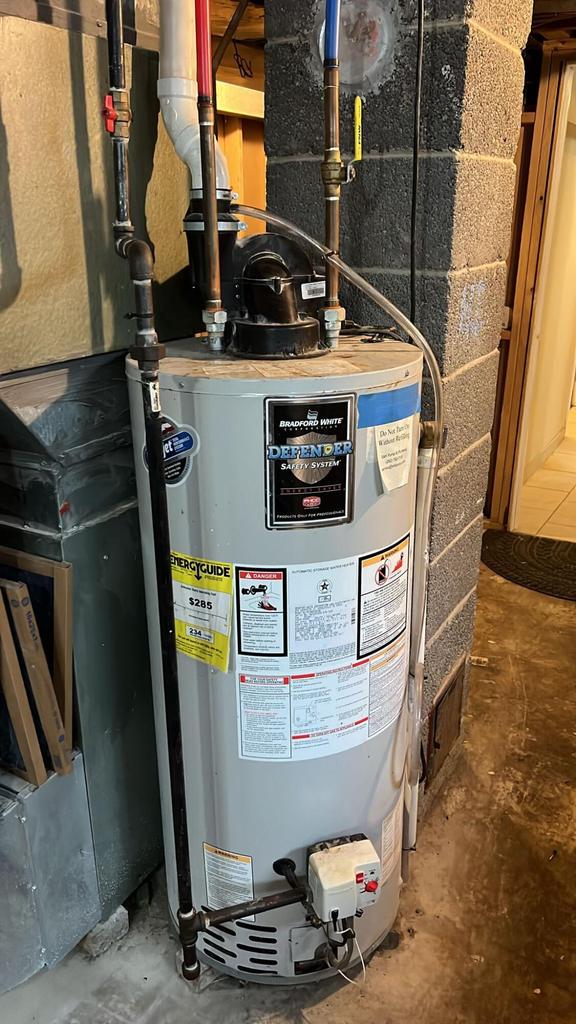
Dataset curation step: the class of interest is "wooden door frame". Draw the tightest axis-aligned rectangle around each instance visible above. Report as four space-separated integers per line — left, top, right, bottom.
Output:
508 62 576 528
489 41 576 526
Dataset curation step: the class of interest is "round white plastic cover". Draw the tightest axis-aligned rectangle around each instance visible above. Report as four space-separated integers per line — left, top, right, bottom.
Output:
315 0 398 91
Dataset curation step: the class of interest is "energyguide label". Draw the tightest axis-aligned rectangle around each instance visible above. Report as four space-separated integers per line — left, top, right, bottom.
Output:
235 535 411 762
171 552 233 672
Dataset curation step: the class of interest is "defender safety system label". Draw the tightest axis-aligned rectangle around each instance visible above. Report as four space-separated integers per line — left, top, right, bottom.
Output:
265 395 355 529
203 843 254 921
171 551 233 672
143 417 200 486
235 540 410 762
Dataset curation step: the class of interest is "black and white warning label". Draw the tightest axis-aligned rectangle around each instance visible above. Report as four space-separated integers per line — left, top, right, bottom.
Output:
234 543 410 763
357 536 410 659
236 569 287 657
203 843 254 920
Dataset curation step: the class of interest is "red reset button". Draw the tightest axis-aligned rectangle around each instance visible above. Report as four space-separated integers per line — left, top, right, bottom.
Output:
365 880 379 893
355 872 364 884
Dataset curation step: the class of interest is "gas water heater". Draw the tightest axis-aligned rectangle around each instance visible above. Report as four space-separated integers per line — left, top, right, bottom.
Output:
104 0 442 986
128 338 422 981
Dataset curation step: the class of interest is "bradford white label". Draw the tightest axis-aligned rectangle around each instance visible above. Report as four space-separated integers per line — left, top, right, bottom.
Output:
265 395 355 528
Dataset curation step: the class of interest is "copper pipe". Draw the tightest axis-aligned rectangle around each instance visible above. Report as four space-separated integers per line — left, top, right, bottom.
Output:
321 62 343 307
198 97 222 309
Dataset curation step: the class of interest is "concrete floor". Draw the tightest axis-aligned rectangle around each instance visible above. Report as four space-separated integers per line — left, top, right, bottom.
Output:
2 565 575 1024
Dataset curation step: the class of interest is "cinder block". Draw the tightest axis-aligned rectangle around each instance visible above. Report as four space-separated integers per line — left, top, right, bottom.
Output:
442 263 507 373
266 26 470 160
340 262 505 376
266 159 324 248
267 154 458 272
343 155 459 269
424 591 477 714
265 42 323 158
461 22 525 159
469 0 533 49
360 25 468 155
452 156 517 268
427 515 483 636
266 0 471 42
265 0 317 41
431 435 492 558
81 904 129 959
434 349 500 465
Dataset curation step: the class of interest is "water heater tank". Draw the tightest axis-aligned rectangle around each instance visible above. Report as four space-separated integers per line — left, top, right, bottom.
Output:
127 337 422 983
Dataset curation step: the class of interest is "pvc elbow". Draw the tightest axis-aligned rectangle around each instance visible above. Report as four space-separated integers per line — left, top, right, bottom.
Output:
158 77 230 190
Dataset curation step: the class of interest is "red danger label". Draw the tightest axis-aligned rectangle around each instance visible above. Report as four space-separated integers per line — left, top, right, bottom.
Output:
239 571 283 581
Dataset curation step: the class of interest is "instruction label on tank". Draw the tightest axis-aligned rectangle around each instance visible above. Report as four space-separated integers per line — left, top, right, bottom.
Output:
235 549 410 761
171 552 233 672
358 536 410 659
236 569 287 657
265 395 355 529
203 843 254 921
237 644 407 763
381 793 404 884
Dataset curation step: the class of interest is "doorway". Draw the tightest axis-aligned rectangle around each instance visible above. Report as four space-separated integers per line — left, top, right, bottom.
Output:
511 65 576 540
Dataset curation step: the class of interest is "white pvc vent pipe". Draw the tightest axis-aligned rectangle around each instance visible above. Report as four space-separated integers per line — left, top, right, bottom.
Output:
158 0 229 189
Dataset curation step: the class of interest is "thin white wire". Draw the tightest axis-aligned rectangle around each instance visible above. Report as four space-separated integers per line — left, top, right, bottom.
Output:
337 935 366 987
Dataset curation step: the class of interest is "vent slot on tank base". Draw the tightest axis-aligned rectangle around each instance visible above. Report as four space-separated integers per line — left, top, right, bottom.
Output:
198 917 280 977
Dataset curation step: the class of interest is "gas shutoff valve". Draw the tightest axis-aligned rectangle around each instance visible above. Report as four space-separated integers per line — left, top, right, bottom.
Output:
307 835 381 923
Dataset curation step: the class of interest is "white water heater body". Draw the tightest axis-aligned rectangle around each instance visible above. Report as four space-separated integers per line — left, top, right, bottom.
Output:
127 337 422 983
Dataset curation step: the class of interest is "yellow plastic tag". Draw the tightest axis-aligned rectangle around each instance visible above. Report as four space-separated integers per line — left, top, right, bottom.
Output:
354 96 363 163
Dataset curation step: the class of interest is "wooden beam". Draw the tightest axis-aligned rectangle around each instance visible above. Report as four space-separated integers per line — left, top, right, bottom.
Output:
212 1 264 41
216 80 264 119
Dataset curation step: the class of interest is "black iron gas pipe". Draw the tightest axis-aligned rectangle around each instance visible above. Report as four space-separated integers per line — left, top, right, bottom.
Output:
103 0 197 981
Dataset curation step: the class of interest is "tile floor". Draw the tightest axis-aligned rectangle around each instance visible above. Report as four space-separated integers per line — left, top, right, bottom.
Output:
516 406 576 541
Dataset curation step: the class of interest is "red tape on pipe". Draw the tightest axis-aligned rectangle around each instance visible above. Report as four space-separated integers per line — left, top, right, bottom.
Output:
195 0 213 97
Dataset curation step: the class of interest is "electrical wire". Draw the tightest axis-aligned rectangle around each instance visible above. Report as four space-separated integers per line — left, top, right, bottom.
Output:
410 0 425 325
338 935 367 987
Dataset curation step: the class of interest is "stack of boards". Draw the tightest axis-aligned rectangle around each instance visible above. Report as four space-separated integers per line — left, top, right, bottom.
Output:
0 547 73 786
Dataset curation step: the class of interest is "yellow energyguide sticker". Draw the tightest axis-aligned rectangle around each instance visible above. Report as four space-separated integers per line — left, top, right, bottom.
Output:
171 551 233 672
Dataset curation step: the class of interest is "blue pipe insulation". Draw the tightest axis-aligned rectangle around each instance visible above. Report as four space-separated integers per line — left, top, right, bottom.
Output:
324 0 341 62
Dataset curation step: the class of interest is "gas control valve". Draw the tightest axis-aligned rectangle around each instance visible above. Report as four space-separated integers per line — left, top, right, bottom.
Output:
307 834 381 923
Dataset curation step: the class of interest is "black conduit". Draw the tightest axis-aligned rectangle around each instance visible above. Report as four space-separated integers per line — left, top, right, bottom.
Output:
410 0 425 325
103 0 197 980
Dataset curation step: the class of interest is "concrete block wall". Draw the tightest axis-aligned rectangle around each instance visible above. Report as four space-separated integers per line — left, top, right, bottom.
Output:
265 0 532 738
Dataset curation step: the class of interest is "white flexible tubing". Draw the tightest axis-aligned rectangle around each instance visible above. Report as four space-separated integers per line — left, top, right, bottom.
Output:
235 203 444 850
158 0 229 189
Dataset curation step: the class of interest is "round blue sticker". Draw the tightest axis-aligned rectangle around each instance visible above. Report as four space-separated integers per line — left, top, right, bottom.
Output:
143 418 200 486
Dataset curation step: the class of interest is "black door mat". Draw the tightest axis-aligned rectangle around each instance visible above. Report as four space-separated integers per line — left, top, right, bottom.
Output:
481 528 576 601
